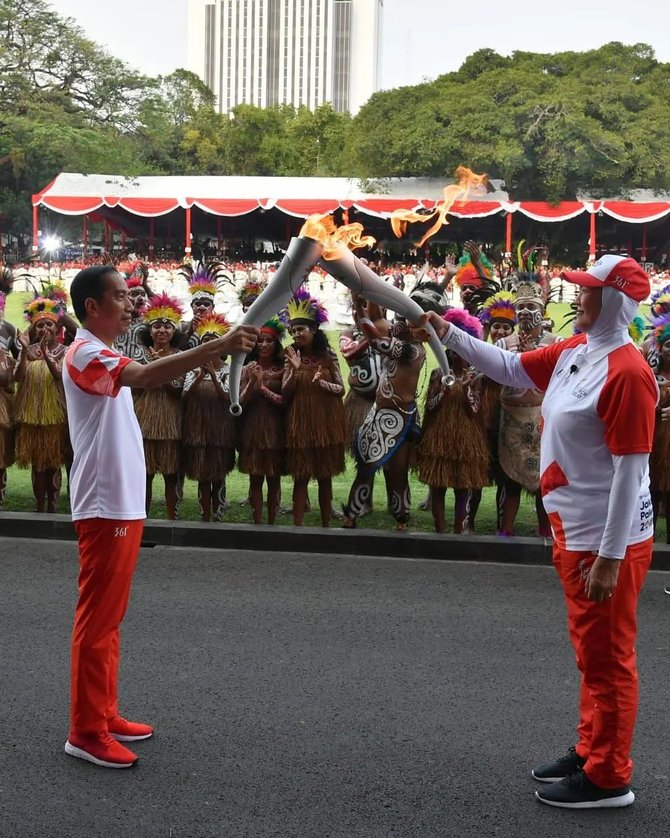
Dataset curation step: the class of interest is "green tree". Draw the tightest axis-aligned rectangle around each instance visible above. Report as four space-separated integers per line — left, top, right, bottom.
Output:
0 0 153 234
135 70 227 174
348 42 670 202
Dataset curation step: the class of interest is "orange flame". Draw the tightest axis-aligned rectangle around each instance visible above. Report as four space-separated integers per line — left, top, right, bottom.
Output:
391 166 488 247
299 213 376 260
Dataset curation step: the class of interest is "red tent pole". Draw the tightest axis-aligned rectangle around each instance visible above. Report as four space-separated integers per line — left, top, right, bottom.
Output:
149 219 155 255
505 212 513 254
121 230 127 250
185 208 192 254
217 217 223 251
641 224 647 262
104 221 110 253
83 216 88 259
32 205 39 253
589 212 597 262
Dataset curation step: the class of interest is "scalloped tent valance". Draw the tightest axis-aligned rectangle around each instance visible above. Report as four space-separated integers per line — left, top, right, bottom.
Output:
33 174 670 223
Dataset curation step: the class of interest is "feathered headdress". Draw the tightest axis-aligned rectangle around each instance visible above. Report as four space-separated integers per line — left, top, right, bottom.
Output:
479 291 517 325
514 275 547 307
121 261 149 289
443 308 483 339
653 313 670 349
24 297 61 324
0 266 13 296
41 280 69 315
179 261 230 303
284 287 328 326
144 292 184 326
516 240 540 274
512 240 551 304
238 279 265 306
454 252 494 290
628 315 646 346
650 283 670 318
195 313 231 339
260 316 287 341
0 267 12 314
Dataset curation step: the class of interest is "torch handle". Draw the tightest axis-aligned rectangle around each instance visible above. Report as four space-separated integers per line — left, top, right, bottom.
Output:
228 237 323 415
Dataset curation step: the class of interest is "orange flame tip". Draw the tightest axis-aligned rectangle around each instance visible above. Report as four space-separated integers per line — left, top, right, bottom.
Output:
299 214 376 261
391 166 488 248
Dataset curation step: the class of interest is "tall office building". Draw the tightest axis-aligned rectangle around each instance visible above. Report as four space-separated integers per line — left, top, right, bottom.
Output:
187 0 383 115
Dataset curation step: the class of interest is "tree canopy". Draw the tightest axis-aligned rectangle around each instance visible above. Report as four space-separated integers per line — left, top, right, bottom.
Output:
347 43 670 202
2 0 670 239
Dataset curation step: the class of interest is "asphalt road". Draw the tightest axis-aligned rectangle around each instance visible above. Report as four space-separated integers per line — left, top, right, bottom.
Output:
0 538 668 838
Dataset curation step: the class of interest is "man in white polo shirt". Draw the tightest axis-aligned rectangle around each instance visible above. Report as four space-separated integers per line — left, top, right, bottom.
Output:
419 255 657 810
63 265 258 769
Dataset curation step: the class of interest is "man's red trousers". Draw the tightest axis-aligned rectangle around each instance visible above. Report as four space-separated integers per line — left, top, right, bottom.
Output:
552 537 653 788
70 519 144 736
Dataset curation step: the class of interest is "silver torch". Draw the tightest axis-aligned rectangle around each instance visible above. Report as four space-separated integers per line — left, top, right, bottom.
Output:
228 235 323 415
319 246 455 387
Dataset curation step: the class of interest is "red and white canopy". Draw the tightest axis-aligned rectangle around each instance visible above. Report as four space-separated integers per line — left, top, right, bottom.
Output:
34 173 670 224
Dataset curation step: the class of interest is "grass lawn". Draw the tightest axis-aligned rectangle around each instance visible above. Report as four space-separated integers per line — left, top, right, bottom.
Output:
5 292 665 539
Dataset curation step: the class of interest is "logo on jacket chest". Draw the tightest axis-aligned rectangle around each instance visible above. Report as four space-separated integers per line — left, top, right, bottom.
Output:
570 384 588 400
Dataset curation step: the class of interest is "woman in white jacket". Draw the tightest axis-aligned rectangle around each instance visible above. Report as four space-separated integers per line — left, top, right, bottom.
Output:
420 255 657 811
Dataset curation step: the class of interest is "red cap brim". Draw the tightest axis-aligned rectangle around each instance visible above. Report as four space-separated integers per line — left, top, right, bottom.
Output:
560 270 602 287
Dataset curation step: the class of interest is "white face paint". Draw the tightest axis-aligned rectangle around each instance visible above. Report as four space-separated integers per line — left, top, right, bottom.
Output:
516 302 543 332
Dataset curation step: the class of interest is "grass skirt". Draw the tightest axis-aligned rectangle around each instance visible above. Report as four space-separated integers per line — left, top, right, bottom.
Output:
0 390 14 468
183 445 235 482
135 387 182 441
181 379 236 480
286 445 345 481
182 380 235 448
144 440 181 476
14 362 68 470
416 381 490 489
237 383 285 477
14 360 65 426
286 366 346 480
136 386 183 475
0 428 15 469
16 424 68 470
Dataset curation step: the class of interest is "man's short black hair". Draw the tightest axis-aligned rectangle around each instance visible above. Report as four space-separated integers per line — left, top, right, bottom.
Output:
70 265 120 323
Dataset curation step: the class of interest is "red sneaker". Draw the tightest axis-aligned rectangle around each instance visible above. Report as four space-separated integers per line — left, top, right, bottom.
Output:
108 716 154 742
65 732 138 768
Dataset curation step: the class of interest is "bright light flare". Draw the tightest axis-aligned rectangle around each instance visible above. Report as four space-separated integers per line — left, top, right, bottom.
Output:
43 235 61 253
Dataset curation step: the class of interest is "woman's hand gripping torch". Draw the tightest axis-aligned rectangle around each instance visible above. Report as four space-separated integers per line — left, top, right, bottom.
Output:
319 247 456 387
228 236 323 415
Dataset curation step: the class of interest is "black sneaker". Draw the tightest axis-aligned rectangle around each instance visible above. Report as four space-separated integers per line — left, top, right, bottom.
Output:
665 585 670 595
532 747 586 783
535 770 634 809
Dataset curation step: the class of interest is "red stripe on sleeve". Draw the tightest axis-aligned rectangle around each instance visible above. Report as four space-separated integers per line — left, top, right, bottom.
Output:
66 344 133 397
597 344 658 455
520 334 585 392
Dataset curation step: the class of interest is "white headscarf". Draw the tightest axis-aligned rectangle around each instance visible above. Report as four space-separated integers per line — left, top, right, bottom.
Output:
579 286 638 364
